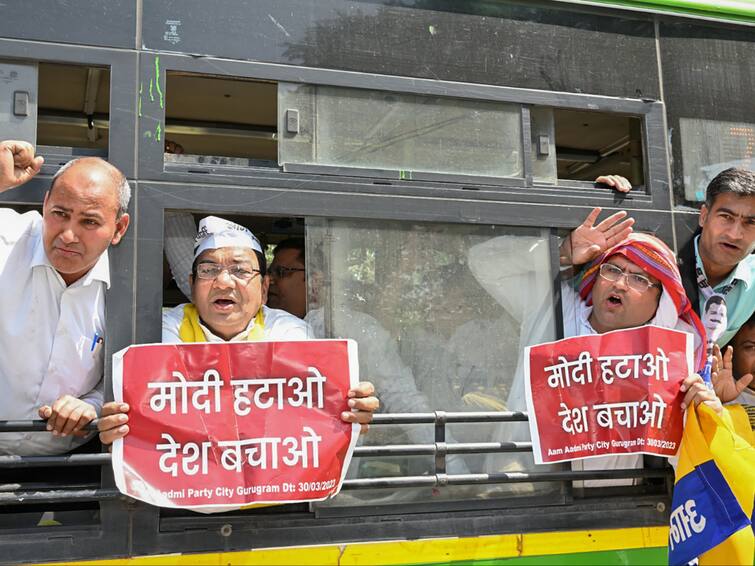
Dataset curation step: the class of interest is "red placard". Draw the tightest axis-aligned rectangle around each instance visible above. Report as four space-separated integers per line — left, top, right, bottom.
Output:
111 340 359 512
525 326 693 464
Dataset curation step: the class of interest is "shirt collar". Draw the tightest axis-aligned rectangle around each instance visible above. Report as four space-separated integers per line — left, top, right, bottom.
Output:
30 233 111 288
694 235 752 290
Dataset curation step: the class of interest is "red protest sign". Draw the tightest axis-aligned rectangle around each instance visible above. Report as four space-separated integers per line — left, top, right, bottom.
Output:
525 325 692 465
111 340 359 512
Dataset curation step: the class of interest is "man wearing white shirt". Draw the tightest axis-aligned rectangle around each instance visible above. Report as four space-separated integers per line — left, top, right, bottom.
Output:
0 140 130 455
98 217 378 445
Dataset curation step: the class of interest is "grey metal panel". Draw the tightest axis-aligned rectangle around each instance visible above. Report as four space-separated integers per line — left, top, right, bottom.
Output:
0 1 136 49
0 174 49 204
141 0 659 99
0 60 37 143
130 494 669 556
0 39 139 179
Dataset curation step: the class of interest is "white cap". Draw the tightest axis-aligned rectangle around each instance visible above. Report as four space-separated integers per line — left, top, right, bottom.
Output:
193 216 263 260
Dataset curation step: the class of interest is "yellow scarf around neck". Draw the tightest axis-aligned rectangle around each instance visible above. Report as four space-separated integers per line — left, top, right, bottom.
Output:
178 304 265 342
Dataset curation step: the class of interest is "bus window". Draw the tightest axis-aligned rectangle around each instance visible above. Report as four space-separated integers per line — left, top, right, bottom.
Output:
278 83 523 182
531 107 644 187
306 218 560 507
37 62 110 165
677 118 755 202
164 73 277 168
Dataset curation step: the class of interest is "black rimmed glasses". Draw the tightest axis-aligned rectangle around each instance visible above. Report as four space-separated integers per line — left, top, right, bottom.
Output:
598 263 660 292
269 265 305 279
195 263 261 281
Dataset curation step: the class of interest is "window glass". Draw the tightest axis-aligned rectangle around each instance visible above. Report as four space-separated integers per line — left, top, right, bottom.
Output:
660 22 755 206
279 84 523 180
678 117 755 202
306 218 558 506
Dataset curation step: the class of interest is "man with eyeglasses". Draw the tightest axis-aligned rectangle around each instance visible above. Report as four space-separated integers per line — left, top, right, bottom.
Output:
476 208 717 486
98 217 378 446
161 216 309 343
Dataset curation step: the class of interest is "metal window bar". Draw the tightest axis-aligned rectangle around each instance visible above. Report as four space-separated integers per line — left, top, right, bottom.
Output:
0 412 672 506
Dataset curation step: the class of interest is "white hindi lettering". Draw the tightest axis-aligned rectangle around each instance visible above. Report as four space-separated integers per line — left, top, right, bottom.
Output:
216 428 322 472
148 371 188 414
545 352 593 389
669 499 706 551
147 367 330 416
592 401 639 429
642 348 670 382
289 367 327 409
596 354 642 384
557 402 589 434
148 369 224 415
156 433 212 477
591 394 667 430
638 393 667 428
230 371 328 416
191 369 222 413
282 426 322 467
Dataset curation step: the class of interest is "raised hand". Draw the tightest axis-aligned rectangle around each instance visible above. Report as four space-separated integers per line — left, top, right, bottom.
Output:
0 140 44 191
559 207 635 266
711 344 754 404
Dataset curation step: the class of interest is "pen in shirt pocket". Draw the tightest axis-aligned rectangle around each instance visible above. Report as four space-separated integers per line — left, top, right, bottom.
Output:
90 332 104 353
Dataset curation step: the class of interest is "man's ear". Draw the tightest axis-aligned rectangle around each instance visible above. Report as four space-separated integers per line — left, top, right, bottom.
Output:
699 204 709 229
261 274 270 304
111 213 130 245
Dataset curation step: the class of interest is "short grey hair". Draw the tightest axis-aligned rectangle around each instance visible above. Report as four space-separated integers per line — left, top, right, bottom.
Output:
52 157 131 217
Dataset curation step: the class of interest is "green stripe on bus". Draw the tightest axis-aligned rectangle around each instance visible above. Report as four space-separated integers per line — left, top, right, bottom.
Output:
420 546 666 566
554 0 755 24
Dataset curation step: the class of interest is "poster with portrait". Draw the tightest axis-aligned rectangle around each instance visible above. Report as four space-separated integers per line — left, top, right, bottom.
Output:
525 325 693 464
111 339 359 512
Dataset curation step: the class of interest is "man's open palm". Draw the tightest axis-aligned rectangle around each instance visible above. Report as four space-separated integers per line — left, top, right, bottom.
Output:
560 207 635 266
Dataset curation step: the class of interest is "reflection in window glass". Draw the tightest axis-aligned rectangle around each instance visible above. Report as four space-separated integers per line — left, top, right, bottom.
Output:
306 219 557 506
279 84 523 179
679 117 755 202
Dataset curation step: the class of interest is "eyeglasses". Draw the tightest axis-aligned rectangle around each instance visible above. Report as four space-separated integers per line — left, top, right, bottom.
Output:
195 263 261 281
269 265 305 279
598 263 660 292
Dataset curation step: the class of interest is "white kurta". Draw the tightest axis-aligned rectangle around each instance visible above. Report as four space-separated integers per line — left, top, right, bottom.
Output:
161 304 313 342
0 209 108 455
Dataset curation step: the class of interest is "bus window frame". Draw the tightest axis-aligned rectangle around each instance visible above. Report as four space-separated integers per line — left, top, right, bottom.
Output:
141 53 662 211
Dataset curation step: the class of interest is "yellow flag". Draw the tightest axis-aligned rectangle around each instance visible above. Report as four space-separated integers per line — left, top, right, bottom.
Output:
668 404 754 565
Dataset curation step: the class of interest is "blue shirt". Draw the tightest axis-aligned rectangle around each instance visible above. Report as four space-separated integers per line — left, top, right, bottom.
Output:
694 236 754 346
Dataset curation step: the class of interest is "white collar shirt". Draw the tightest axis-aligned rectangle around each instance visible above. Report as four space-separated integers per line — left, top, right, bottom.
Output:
162 304 313 343
0 209 109 455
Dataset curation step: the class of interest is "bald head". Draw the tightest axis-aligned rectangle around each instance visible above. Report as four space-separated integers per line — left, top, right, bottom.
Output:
42 157 131 285
50 157 131 217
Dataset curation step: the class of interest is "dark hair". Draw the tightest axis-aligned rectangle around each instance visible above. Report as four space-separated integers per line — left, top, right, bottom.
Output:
273 238 305 265
191 249 267 278
703 294 725 313
705 167 755 208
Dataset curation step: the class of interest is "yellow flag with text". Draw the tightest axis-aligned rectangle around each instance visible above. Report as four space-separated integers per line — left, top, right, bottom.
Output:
668 404 754 565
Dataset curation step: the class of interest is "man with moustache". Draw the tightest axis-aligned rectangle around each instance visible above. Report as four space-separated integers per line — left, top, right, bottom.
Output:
97 217 378 445
473 208 717 486
0 140 130 455
680 168 754 349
